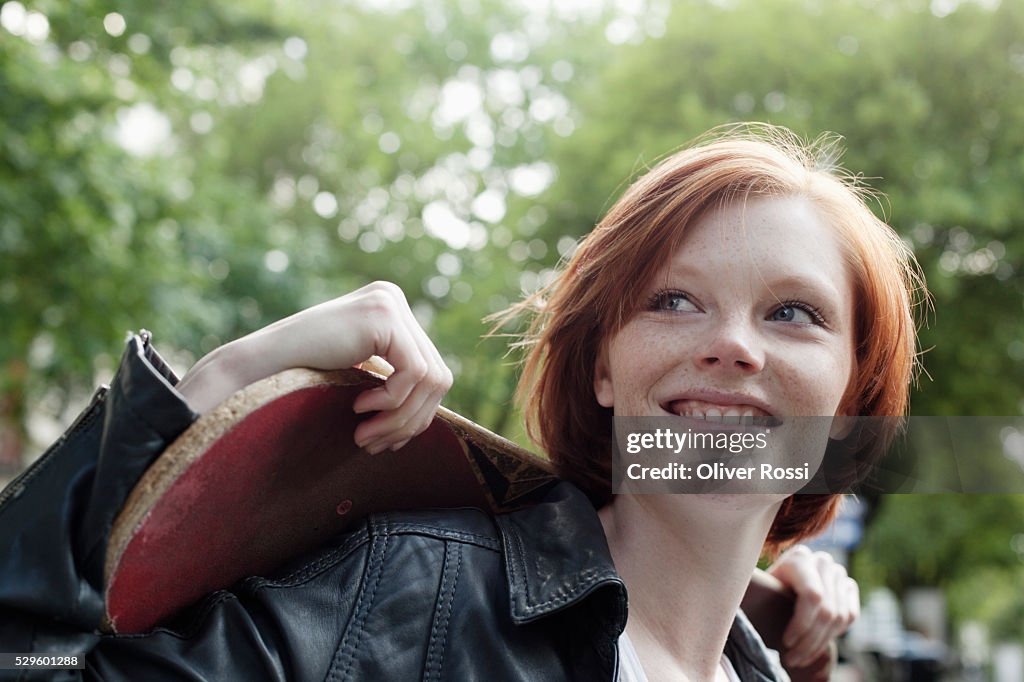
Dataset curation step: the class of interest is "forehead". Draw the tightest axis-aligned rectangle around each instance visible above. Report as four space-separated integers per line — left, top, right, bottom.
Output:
661 195 850 299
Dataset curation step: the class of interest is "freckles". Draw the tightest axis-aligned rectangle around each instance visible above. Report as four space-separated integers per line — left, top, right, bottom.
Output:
771 355 844 414
618 323 677 358
796 362 851 413
775 369 808 401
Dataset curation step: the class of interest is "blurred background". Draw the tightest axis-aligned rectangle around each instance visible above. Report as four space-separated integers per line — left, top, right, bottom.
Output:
2 0 1023 678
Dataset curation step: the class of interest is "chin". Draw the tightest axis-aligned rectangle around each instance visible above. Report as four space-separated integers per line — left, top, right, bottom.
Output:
685 492 789 513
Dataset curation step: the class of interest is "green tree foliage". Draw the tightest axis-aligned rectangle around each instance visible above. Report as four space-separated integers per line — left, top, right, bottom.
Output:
852 494 1024 640
541 0 1024 419
3 0 1023 642
0 0 283 463
535 0 1024 641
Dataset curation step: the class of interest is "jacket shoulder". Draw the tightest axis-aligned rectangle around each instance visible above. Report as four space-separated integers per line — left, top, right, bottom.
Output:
375 506 503 550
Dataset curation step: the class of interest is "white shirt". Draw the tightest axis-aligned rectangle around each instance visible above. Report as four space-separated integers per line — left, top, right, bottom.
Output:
617 631 741 682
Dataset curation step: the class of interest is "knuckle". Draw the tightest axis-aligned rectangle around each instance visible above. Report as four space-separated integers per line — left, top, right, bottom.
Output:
362 289 396 315
409 358 429 381
379 413 406 432
417 414 436 433
430 366 454 392
366 280 404 297
395 424 419 440
803 589 825 607
361 282 406 313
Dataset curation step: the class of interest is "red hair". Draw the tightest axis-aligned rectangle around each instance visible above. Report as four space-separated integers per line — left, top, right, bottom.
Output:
494 124 926 555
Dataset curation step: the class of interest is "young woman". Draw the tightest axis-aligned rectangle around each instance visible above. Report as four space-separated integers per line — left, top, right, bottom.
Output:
1 125 919 680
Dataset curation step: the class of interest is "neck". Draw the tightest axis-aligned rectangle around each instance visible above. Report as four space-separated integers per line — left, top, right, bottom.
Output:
599 494 782 681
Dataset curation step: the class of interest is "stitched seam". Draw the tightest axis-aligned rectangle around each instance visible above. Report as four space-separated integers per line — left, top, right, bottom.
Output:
423 542 462 681
326 521 390 682
498 520 522 612
175 591 238 639
246 529 371 589
519 568 619 614
384 523 500 550
502 519 622 619
385 522 497 545
436 542 461 680
423 543 450 681
191 591 237 625
333 530 388 682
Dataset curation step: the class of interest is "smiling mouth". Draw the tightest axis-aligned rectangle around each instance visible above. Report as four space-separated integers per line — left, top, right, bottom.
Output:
664 399 783 427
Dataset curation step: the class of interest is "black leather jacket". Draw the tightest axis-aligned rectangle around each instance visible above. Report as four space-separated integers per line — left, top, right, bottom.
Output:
0 333 785 681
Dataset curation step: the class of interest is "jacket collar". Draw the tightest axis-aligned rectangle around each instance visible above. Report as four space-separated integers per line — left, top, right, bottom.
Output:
495 483 785 681
495 482 626 627
725 610 788 681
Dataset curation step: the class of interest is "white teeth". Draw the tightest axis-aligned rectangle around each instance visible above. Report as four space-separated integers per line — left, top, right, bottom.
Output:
669 399 768 421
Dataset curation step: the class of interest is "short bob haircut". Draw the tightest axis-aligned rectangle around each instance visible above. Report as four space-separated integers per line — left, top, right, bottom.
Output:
499 123 926 555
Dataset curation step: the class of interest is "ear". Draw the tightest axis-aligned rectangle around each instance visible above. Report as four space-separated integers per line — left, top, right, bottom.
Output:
593 346 614 408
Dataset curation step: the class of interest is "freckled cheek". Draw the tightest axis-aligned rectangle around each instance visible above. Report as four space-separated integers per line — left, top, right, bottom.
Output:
778 358 851 415
631 324 693 357
607 328 681 412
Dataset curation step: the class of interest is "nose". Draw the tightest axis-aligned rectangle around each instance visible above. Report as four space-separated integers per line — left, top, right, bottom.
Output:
695 316 765 373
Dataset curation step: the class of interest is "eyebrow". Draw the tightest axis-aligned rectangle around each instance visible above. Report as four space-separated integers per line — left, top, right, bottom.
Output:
758 274 843 302
662 265 843 305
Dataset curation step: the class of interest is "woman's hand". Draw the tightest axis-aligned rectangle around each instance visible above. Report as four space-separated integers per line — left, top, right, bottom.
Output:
767 544 859 671
176 281 453 454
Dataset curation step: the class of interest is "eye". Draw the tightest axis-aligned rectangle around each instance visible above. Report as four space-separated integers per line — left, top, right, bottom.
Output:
769 301 826 326
649 290 700 313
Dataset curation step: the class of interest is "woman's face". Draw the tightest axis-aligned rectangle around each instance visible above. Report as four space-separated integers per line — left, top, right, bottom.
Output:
594 195 857 423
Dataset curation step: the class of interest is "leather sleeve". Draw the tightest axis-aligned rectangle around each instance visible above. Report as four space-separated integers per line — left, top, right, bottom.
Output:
0 332 198 677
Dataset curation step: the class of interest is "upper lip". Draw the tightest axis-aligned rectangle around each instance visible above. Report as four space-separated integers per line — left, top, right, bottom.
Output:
659 389 775 418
